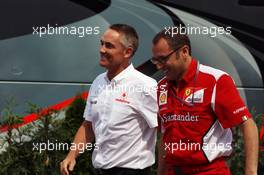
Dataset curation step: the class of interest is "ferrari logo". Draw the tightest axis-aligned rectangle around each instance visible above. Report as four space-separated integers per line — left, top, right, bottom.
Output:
185 88 191 96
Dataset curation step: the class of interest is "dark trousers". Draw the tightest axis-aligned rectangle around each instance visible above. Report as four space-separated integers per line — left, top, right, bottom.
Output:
173 158 231 175
95 166 151 175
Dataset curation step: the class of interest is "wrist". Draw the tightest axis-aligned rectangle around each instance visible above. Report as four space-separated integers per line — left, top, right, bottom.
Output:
245 169 257 175
66 150 78 160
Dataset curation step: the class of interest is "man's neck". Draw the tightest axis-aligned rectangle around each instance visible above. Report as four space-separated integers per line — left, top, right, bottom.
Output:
107 63 130 81
176 56 192 82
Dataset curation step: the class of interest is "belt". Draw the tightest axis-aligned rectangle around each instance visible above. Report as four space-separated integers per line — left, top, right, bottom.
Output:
95 166 150 175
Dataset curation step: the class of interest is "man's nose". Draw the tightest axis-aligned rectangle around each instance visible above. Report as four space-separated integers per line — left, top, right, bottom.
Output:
100 45 106 53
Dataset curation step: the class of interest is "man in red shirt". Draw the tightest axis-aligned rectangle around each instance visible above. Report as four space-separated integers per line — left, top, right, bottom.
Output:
151 28 259 175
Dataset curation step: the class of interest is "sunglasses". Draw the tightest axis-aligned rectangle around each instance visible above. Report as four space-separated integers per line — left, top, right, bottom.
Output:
150 46 183 65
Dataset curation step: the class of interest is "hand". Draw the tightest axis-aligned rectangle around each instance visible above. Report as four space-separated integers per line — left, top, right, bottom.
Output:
60 157 76 175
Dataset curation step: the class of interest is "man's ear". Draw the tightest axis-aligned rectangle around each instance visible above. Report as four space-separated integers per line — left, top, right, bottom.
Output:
124 47 134 59
181 45 190 56
180 45 190 61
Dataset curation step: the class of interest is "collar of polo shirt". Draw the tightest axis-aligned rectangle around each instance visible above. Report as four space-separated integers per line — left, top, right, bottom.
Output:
104 64 134 84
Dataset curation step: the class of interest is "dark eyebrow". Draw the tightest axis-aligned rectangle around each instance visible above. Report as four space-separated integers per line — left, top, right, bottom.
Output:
100 40 115 49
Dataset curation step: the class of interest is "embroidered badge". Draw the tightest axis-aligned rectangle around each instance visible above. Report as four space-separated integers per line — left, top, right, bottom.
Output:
185 88 191 97
184 88 206 103
115 92 130 104
159 91 168 105
242 115 248 122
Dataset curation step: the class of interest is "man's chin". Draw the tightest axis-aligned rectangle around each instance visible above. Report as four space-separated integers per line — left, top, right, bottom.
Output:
165 74 178 81
99 60 108 68
165 74 173 80
99 62 105 67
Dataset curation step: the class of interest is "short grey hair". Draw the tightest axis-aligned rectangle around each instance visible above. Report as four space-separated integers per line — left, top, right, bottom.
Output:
109 24 139 56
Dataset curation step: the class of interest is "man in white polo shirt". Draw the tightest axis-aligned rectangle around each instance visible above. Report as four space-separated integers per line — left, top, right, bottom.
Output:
60 24 158 175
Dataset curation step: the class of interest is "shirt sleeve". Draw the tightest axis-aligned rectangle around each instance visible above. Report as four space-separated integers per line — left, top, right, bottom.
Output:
83 81 96 122
157 116 166 133
138 81 159 128
214 74 251 128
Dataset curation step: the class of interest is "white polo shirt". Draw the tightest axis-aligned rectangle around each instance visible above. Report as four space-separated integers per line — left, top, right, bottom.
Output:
83 64 158 169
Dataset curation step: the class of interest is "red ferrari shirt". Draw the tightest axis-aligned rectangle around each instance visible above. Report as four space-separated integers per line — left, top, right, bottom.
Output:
157 58 251 166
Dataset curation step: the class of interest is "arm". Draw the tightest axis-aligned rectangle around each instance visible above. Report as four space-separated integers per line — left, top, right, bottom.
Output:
157 134 169 175
212 75 258 174
240 118 259 175
60 120 95 175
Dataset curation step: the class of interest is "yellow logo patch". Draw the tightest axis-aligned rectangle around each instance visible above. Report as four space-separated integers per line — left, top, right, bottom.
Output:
185 88 191 97
159 91 167 105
